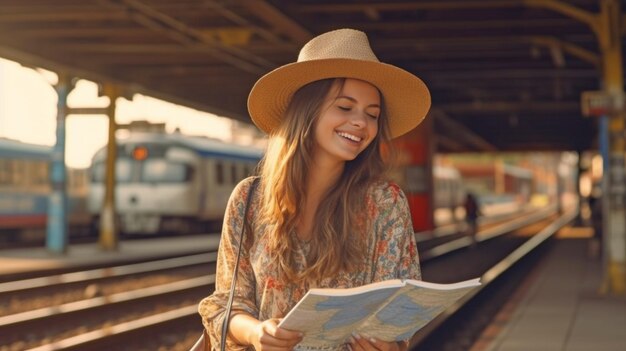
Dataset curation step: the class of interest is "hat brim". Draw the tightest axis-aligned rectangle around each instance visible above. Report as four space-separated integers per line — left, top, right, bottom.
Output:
247 58 431 138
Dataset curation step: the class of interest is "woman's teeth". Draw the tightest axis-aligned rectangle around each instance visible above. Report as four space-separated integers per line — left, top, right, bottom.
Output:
337 132 362 142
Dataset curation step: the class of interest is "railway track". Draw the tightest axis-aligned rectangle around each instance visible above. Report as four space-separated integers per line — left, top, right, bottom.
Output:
0 254 216 351
0 206 569 351
409 210 578 350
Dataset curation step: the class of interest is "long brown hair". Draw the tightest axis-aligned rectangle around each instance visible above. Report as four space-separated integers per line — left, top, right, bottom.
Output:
258 78 392 283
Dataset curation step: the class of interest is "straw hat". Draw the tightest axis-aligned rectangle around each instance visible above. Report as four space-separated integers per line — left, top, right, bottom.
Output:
247 28 431 138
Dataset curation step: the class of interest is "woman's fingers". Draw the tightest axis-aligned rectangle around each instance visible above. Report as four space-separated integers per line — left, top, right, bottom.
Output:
258 318 303 349
367 337 399 351
349 333 377 351
348 333 401 351
269 319 303 340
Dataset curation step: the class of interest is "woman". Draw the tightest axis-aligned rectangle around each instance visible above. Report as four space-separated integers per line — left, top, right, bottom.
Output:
199 28 431 351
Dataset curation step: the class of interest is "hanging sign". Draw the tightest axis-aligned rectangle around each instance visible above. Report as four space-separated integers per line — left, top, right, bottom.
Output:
581 90 623 117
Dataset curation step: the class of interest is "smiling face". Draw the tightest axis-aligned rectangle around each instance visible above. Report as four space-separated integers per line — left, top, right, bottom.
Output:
313 78 381 167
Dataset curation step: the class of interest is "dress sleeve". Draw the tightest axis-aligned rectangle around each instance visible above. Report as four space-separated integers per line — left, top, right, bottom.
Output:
198 177 259 350
370 182 422 282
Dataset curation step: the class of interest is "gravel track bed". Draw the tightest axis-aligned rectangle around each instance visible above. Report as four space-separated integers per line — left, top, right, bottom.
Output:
422 217 555 283
0 289 211 351
0 265 211 317
104 323 204 351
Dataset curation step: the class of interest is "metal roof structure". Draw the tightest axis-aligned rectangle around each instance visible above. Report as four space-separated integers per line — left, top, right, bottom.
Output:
0 0 623 152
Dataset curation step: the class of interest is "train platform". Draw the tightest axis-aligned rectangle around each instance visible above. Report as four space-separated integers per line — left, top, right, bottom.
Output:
470 232 626 351
0 234 220 281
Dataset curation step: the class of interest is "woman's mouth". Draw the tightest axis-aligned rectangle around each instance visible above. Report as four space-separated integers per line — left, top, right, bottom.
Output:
336 131 362 143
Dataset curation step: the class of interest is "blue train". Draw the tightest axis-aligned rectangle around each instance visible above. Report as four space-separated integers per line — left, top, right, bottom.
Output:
0 137 90 240
87 132 263 234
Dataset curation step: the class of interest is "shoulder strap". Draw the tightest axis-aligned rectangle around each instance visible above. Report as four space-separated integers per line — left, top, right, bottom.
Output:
220 177 260 351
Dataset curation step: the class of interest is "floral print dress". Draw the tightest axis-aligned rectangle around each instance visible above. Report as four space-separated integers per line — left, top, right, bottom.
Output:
198 177 421 350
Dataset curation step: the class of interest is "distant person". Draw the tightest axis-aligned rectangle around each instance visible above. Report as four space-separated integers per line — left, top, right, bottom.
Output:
197 28 430 350
464 193 481 244
588 193 603 258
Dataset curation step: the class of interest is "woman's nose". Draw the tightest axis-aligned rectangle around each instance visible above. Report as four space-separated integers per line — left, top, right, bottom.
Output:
350 111 367 128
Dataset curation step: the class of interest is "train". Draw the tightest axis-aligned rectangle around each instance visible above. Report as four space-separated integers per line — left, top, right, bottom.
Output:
2 132 536 239
87 132 263 234
0 137 90 241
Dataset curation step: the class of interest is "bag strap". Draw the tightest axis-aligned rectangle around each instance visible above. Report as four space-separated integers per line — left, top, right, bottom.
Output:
220 177 260 351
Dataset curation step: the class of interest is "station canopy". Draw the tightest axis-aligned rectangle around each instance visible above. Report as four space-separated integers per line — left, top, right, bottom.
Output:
0 0 622 152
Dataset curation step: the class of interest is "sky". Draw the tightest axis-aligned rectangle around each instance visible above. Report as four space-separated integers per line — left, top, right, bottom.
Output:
0 57 242 168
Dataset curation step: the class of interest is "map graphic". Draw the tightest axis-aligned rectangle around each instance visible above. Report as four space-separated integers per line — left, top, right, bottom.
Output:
279 278 480 349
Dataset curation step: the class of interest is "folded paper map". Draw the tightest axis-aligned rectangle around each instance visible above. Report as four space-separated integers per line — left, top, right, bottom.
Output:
278 278 481 349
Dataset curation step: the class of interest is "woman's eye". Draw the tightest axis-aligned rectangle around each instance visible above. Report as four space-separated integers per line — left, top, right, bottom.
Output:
367 114 379 120
338 106 351 111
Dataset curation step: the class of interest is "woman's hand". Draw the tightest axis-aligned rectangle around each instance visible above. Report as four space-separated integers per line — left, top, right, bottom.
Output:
348 333 408 351
249 318 303 350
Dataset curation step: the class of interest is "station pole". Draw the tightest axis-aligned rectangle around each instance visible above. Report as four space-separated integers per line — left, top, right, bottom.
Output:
46 74 74 254
99 84 119 251
524 0 625 293
598 0 625 294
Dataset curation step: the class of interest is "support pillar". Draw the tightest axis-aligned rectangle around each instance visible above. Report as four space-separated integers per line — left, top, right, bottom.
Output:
599 0 626 294
46 74 75 254
527 0 626 295
99 84 120 251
